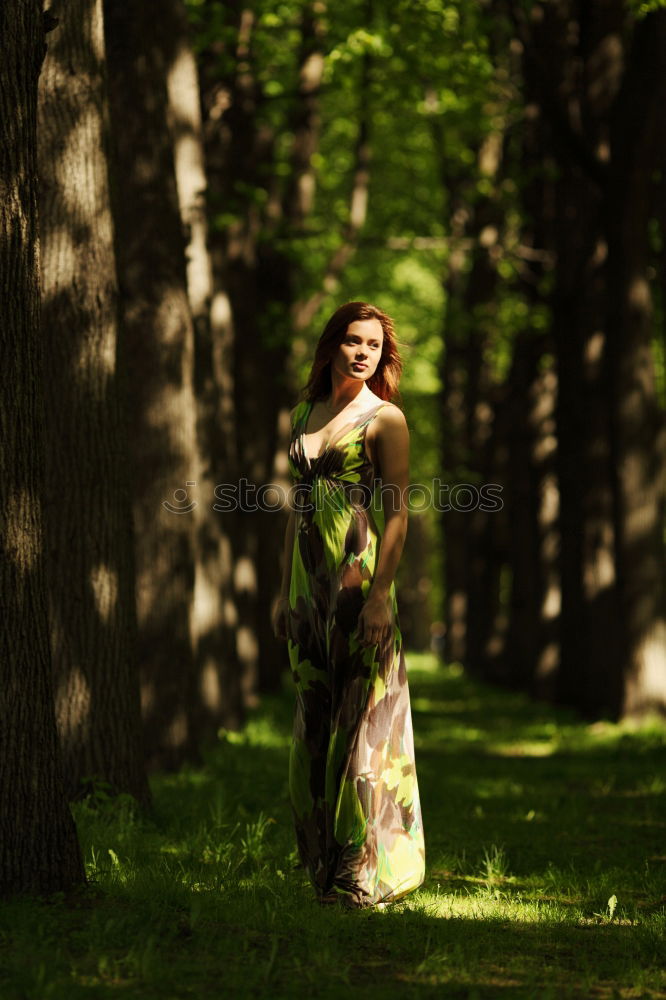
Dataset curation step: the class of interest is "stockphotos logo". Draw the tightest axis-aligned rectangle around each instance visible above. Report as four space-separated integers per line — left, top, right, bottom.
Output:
162 482 198 514
162 479 503 514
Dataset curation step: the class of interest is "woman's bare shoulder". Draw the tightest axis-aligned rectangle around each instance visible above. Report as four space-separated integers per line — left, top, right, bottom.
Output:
366 402 408 450
374 401 408 429
365 402 408 472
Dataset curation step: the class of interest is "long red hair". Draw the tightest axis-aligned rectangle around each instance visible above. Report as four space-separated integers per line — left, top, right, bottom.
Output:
301 301 404 404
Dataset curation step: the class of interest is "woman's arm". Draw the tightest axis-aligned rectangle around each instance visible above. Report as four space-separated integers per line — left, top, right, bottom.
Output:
359 406 410 644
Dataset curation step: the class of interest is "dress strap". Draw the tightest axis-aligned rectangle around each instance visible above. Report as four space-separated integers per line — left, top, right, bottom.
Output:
364 401 391 423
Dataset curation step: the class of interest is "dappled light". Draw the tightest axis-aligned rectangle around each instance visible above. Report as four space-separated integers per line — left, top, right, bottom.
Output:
3 489 41 574
1 655 664 996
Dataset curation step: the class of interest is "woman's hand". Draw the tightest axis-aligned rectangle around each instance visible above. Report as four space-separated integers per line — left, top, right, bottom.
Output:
357 592 394 648
272 595 290 641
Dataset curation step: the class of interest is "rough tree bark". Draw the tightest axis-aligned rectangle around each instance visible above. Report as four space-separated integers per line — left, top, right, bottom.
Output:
104 0 202 768
37 0 149 803
0 0 84 893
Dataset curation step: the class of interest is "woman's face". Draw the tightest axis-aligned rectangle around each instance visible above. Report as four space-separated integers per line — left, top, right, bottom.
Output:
331 318 384 384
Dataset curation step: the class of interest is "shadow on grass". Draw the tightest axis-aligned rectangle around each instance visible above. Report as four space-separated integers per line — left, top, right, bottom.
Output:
0 656 664 999
405 660 666 888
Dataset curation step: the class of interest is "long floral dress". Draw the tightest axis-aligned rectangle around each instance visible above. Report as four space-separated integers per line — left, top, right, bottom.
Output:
285 397 425 908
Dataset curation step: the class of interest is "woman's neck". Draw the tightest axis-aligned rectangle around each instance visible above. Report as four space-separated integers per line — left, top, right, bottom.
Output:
323 385 372 413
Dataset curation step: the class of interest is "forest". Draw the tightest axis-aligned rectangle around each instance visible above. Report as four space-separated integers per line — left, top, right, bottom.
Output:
1 0 666 996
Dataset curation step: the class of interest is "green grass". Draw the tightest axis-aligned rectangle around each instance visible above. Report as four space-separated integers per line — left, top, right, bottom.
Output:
1 655 665 998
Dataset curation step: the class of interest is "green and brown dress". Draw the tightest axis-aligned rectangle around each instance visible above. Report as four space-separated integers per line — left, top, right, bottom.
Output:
286 398 425 908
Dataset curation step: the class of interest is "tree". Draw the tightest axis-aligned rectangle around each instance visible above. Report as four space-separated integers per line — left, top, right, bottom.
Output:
37 0 149 803
104 0 210 768
0 0 84 893
165 0 245 734
604 10 666 716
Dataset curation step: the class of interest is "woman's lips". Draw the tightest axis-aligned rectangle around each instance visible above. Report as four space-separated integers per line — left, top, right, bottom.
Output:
352 362 367 369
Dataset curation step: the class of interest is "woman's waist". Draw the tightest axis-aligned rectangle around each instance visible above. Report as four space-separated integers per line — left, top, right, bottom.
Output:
290 481 383 514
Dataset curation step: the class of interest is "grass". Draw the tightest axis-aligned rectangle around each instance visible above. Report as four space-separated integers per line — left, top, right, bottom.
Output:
1 654 665 999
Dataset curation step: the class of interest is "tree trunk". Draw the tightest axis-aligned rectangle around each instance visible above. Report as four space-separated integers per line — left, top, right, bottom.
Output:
436 134 504 677
37 0 149 803
465 382 512 681
0 0 84 893
439 293 471 667
164 0 244 735
104 0 202 768
504 99 561 697
513 0 625 716
605 10 666 717
396 511 434 651
504 331 558 692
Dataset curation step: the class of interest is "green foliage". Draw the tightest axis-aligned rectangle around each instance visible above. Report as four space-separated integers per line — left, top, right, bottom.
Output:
1 657 665 997
188 0 666 732
629 0 666 15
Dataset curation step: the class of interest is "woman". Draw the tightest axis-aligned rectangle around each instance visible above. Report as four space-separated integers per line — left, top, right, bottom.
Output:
272 301 425 909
